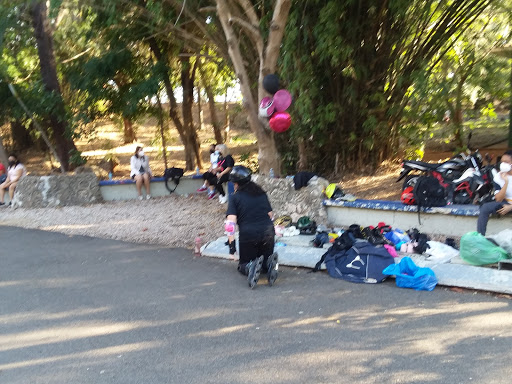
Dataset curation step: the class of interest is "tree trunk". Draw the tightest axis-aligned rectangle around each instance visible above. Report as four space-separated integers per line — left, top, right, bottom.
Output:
197 85 203 131
0 136 9 168
205 84 223 144
148 37 199 170
216 0 290 175
200 67 224 144
181 56 202 170
156 93 168 169
297 138 307 171
453 79 465 149
10 120 34 150
122 117 136 143
30 1 76 171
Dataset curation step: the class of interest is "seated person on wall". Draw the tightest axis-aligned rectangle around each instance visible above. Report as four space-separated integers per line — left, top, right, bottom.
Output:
197 144 219 192
477 150 512 235
0 162 6 184
201 144 234 204
0 154 27 206
130 146 153 200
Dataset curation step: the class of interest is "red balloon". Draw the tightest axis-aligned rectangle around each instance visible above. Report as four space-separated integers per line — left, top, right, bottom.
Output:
269 112 291 133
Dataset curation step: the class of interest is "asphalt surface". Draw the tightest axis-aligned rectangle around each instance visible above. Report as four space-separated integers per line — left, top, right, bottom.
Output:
1 227 511 384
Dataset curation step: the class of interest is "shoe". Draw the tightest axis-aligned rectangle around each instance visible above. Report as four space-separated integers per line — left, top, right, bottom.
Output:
266 252 279 286
146 194 151 200
138 195 143 201
208 191 217 200
219 194 228 204
247 255 264 289
197 185 208 192
0 202 4 206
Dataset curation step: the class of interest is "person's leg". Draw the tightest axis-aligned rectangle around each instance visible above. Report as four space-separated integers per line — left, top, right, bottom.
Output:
0 183 6 203
477 201 503 235
134 175 143 198
142 173 151 197
8 182 18 202
237 240 258 275
216 174 230 196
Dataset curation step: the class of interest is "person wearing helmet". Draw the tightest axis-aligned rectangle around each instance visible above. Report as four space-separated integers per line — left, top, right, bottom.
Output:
225 165 279 289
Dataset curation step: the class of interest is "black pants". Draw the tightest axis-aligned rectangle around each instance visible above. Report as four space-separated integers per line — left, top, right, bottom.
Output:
203 172 230 196
237 232 275 275
477 201 510 235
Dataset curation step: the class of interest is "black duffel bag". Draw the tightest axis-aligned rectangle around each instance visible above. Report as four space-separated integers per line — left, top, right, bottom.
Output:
164 167 184 193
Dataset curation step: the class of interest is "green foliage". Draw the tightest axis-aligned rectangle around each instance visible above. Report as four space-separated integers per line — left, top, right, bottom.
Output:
69 149 87 167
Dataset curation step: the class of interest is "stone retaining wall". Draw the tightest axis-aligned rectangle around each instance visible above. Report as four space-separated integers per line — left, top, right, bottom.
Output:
13 173 103 208
251 175 329 224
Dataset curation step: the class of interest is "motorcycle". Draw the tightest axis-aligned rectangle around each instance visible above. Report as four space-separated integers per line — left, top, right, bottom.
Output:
398 151 495 205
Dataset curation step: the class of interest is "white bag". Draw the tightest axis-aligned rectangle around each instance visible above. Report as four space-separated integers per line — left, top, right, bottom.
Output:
488 229 512 255
425 241 459 263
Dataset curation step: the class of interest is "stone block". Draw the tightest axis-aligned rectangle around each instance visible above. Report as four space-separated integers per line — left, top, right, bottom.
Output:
12 173 103 208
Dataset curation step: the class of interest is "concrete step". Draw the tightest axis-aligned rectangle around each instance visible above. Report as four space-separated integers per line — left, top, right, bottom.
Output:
201 236 512 294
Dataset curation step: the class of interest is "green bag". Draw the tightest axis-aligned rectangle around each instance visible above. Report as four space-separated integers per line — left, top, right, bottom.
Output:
460 231 510 266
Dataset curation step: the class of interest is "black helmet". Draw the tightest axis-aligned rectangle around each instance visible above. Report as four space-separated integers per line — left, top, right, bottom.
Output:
229 165 252 185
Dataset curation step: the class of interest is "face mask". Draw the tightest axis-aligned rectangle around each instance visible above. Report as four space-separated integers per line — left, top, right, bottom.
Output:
215 150 220 155
500 162 512 173
138 151 144 157
8 161 15 167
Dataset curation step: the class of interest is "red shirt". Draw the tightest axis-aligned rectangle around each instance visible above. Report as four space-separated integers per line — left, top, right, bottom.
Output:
0 163 5 174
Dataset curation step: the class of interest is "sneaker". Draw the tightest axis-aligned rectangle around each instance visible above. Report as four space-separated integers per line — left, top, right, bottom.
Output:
138 195 143 201
197 185 208 192
266 252 279 286
0 202 4 206
247 255 264 289
146 194 151 200
219 194 228 204
208 191 217 200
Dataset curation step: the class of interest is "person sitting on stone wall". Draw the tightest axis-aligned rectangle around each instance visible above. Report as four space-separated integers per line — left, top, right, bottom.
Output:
130 146 153 200
0 162 6 184
0 153 27 206
201 144 234 204
477 150 512 235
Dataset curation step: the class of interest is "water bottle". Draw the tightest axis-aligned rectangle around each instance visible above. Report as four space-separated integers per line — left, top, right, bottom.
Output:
196 167 200 176
108 172 113 180
269 168 275 178
194 237 202 256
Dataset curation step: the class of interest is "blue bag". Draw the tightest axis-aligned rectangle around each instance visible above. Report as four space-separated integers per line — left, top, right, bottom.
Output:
382 257 438 291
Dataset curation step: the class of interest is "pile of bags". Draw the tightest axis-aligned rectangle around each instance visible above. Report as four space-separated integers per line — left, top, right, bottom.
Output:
460 229 512 266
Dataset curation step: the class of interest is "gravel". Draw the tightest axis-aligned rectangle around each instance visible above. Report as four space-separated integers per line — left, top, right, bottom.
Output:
0 195 227 249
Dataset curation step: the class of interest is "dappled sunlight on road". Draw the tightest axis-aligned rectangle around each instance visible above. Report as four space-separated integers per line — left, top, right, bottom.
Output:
0 341 162 371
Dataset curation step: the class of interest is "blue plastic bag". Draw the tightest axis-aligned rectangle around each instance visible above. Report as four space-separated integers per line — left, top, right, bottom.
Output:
385 229 410 245
382 257 438 291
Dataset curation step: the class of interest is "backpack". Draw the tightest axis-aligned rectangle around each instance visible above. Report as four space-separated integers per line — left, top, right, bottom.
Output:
164 167 184 193
322 241 395 284
412 176 447 223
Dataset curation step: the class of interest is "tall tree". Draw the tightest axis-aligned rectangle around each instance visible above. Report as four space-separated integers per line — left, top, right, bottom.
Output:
30 1 77 171
215 0 291 175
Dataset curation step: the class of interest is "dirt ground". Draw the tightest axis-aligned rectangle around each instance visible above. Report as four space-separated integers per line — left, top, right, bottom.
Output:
3 112 510 201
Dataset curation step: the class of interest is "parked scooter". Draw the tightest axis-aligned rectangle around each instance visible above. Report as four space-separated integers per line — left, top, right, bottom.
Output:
397 150 495 205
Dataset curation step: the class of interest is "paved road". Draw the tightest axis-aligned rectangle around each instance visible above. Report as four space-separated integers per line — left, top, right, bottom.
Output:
1 227 511 384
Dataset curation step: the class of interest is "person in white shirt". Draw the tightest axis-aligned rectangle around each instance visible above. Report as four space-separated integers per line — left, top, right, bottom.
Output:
130 146 152 200
477 150 512 235
0 153 27 206
197 144 219 192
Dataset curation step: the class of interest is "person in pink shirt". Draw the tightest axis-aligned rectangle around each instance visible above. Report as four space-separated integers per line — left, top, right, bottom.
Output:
0 154 27 206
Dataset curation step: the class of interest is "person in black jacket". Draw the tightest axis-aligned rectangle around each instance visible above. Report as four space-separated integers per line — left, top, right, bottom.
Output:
225 166 279 289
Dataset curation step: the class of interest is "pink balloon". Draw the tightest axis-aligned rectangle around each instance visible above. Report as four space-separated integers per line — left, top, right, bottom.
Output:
269 112 291 133
273 90 292 112
258 96 275 117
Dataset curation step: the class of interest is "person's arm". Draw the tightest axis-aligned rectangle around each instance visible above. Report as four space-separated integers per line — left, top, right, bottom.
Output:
268 211 274 221
218 167 232 178
495 172 509 203
130 156 137 175
226 214 237 256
